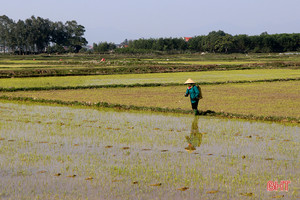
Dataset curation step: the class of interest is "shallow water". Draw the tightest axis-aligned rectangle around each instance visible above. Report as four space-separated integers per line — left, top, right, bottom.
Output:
0 102 299 199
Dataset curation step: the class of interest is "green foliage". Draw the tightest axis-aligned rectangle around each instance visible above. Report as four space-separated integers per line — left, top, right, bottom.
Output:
64 20 88 53
127 37 187 52
114 47 156 54
0 15 87 54
2 14 299 54
93 42 116 53
46 44 66 54
116 31 300 54
0 15 14 53
189 31 300 53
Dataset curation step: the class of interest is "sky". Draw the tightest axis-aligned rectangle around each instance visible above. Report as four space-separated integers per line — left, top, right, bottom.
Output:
2 0 300 45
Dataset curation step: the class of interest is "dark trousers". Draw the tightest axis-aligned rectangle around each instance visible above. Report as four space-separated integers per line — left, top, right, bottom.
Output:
191 100 199 110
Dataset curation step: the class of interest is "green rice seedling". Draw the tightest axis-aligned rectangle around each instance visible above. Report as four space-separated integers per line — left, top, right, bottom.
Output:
0 69 299 89
2 81 299 121
0 101 299 199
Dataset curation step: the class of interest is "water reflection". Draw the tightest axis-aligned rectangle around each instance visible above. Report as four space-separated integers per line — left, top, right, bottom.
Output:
185 116 202 153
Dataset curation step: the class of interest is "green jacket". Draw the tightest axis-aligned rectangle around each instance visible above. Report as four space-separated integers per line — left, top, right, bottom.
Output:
185 85 200 103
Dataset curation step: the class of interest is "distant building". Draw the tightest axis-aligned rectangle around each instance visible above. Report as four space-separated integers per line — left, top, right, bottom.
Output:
183 37 193 42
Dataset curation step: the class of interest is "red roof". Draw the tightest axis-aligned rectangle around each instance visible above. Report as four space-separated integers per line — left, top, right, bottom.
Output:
184 37 193 42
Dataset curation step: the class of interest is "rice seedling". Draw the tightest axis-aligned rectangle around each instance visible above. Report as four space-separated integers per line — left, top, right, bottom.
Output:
0 69 299 89
0 101 298 199
2 81 299 121
0 53 299 199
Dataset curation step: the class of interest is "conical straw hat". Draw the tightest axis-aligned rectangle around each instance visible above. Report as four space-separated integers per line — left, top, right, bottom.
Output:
184 78 195 84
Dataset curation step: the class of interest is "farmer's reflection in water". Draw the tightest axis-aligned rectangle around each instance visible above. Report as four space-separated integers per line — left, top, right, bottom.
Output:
185 117 202 153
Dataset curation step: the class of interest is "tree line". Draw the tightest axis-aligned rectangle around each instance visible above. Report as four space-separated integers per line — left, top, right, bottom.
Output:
0 15 87 54
106 30 299 54
1 15 299 54
188 30 300 53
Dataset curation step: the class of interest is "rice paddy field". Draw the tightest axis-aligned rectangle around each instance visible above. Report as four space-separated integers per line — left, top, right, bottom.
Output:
0 69 299 89
1 81 299 120
0 53 299 199
0 102 299 200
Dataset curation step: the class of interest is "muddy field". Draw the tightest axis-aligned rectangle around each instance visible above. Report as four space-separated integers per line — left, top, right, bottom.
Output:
0 53 299 199
0 102 299 199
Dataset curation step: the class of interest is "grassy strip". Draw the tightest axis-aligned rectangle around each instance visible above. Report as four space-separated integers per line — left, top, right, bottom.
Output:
1 78 299 92
1 62 299 78
0 95 298 124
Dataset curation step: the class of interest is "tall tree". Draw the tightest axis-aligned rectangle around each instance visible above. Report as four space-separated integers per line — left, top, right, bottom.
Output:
233 34 250 53
0 15 14 53
26 16 52 53
65 20 88 52
24 16 48 52
51 21 67 45
13 20 27 54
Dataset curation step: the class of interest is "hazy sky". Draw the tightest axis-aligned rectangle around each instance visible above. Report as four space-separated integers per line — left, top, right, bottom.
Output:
2 0 300 44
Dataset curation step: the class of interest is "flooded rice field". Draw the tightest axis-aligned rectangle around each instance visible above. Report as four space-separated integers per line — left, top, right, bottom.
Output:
0 102 299 199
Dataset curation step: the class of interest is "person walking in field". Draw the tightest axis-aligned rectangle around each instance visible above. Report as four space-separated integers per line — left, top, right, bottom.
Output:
184 78 202 115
